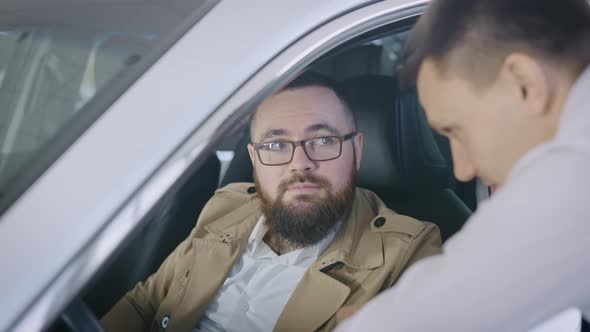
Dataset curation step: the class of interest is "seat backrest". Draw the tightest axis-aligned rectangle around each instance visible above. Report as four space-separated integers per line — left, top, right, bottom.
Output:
85 153 220 317
312 44 383 81
342 75 471 241
220 132 252 187
220 74 471 241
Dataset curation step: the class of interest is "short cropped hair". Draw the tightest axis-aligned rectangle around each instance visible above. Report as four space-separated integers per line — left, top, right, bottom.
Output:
400 0 590 88
250 72 356 141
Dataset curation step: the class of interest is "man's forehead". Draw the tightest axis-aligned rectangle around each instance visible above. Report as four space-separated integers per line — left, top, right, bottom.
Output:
417 60 462 126
252 86 348 137
417 60 467 105
417 61 441 111
259 86 343 114
417 59 444 90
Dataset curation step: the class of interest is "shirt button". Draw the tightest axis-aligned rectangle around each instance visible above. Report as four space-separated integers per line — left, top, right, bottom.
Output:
374 217 386 228
247 186 256 194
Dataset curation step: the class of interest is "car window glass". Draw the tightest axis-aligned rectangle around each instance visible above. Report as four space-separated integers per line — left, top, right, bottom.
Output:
0 30 150 185
0 0 217 216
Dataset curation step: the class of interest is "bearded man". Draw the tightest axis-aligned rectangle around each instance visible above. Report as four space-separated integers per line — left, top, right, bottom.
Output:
101 72 442 332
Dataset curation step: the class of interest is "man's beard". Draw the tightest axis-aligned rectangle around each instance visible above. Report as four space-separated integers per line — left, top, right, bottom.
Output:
254 165 356 248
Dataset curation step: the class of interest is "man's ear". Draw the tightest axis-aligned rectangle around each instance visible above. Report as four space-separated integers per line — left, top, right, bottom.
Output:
354 132 363 171
247 143 256 166
503 53 554 117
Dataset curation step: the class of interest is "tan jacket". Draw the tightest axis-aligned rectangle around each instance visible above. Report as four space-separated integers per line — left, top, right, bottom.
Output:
101 183 442 332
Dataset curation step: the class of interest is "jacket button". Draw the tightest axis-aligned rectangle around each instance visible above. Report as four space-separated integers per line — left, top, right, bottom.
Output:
374 217 386 228
161 315 170 329
247 186 256 194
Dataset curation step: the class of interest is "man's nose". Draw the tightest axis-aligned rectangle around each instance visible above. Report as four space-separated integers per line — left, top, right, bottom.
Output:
290 144 315 172
450 139 476 182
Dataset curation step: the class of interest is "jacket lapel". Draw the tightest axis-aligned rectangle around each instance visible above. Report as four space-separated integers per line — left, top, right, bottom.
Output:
167 200 260 332
273 189 385 331
273 267 351 332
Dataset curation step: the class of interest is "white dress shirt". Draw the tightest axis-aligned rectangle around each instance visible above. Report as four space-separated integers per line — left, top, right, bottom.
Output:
336 66 590 332
195 215 338 332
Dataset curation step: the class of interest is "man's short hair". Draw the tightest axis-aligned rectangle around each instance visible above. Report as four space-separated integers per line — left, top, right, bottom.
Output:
250 72 356 141
400 0 590 88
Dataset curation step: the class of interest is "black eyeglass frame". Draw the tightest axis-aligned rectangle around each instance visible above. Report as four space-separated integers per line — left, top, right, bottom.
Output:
252 131 357 166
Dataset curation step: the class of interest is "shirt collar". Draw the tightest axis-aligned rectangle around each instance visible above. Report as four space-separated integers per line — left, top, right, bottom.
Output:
556 64 590 140
247 215 340 265
248 215 269 255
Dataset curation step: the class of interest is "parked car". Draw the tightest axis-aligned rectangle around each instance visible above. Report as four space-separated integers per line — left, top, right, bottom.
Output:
0 0 581 331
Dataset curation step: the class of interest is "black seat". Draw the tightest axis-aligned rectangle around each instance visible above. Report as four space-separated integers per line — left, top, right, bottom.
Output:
85 153 220 317
312 44 384 81
342 75 471 241
220 75 470 241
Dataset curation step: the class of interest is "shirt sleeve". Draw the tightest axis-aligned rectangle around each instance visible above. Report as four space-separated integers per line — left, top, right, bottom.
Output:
335 146 590 331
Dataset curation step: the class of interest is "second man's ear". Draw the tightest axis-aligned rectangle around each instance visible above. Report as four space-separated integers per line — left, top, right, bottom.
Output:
503 53 554 117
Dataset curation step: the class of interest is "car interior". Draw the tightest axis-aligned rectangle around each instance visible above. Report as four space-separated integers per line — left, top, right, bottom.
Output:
48 25 479 332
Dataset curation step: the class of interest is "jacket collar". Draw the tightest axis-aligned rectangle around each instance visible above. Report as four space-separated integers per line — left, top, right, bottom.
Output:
274 188 391 331
193 187 394 332
205 198 260 245
167 199 261 332
203 188 389 270
313 188 390 271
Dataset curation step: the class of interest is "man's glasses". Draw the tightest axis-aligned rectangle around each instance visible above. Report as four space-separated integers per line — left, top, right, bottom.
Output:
252 132 357 166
